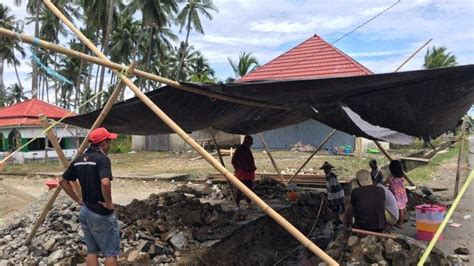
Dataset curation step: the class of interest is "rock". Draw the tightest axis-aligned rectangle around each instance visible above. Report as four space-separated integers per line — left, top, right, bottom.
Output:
47 249 64 264
170 232 187 249
454 247 469 255
127 250 139 263
383 238 402 256
161 228 179 242
136 240 149 252
136 252 150 264
347 236 359 248
448 254 469 262
360 237 384 263
42 238 56 251
3 236 12 242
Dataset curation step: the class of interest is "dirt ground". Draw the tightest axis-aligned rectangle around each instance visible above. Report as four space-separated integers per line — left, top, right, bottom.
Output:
399 136 473 260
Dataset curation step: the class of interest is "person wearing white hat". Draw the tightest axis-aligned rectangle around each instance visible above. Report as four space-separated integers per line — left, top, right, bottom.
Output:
349 170 386 232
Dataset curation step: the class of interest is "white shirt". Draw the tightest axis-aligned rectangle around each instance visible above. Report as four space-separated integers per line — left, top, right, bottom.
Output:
377 183 399 220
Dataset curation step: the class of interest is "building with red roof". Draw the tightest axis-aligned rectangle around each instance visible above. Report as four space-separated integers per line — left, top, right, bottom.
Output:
0 99 86 163
240 35 372 150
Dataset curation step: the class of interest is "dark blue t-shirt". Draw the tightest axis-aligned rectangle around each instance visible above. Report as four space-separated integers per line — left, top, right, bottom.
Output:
63 146 113 215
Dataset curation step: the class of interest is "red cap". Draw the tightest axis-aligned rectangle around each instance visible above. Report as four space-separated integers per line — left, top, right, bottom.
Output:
89 127 118 144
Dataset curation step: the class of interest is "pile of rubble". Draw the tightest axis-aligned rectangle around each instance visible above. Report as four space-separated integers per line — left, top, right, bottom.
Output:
291 141 316 152
319 233 452 265
0 190 238 265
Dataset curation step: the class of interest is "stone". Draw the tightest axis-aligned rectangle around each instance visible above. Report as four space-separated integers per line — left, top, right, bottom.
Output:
136 240 149 252
3 236 12 242
347 236 359 248
136 252 150 264
161 228 179 242
42 238 56 251
127 250 139 263
170 232 187 249
454 247 469 255
47 249 64 264
383 239 402 256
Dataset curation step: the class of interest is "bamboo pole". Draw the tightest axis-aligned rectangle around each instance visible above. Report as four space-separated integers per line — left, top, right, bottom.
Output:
374 140 415 186
209 129 236 203
258 133 287 186
42 2 337 263
39 115 81 195
24 63 136 245
418 170 474 265
0 28 288 111
287 129 337 184
454 119 466 197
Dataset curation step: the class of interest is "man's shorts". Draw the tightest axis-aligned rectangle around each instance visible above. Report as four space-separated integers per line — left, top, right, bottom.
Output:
79 205 120 257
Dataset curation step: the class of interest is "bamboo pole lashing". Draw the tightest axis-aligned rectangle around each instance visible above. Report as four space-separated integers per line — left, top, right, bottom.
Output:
258 133 287 186
41 1 338 263
287 129 337 184
0 28 288 111
24 62 137 245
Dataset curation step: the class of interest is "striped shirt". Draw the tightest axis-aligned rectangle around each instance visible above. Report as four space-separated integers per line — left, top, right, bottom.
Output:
326 172 345 201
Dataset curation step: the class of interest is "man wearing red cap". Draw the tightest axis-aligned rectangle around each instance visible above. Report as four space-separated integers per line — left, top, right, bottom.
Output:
60 127 119 265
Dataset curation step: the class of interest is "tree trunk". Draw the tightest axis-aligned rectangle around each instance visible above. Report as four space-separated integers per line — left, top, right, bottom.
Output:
75 60 84 110
96 0 115 109
175 19 192 81
45 77 50 103
31 0 41 98
13 57 24 92
0 59 4 94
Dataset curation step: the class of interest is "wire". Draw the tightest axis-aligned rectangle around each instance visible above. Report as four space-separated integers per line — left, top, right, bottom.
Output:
281 0 401 76
273 196 326 265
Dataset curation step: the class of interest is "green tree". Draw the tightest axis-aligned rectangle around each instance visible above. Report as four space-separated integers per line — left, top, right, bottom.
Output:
175 0 217 81
127 0 179 89
0 4 26 99
424 46 457 69
228 52 259 79
5 83 28 105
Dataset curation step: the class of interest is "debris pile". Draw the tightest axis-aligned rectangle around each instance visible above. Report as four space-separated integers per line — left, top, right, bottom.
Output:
319 234 451 265
291 141 316 152
407 187 444 211
0 190 237 265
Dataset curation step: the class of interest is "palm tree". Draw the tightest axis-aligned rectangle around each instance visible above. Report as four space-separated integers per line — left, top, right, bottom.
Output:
188 52 215 82
0 4 26 98
228 52 259 79
127 0 179 89
424 46 457 69
6 83 28 105
175 0 217 81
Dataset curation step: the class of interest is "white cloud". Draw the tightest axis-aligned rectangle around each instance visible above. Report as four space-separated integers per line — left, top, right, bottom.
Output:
1 0 473 93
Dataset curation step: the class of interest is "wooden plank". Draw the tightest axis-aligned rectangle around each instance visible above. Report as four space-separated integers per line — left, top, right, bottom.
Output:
398 157 430 163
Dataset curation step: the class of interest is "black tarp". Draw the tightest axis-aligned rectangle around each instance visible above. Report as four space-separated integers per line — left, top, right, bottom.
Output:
64 65 474 143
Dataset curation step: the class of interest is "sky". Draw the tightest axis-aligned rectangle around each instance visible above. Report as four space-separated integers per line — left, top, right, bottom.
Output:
2 0 474 103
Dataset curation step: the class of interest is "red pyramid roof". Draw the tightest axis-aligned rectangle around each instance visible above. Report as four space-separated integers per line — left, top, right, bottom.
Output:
0 99 76 127
238 35 373 82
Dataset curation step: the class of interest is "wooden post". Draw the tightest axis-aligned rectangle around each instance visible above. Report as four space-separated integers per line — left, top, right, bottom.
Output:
209 129 236 203
0 28 287 111
287 129 337 184
374 140 416 186
43 3 337 263
258 133 287 186
454 119 467 197
24 62 137 245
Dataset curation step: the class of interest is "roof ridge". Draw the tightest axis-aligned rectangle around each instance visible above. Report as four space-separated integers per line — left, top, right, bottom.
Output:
317 37 373 75
236 35 318 82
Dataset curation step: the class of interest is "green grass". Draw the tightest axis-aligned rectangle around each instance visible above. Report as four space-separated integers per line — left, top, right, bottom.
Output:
408 139 468 181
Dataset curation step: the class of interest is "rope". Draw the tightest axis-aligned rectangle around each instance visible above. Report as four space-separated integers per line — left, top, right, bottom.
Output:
274 196 326 265
0 90 105 164
28 36 73 85
417 170 474 265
